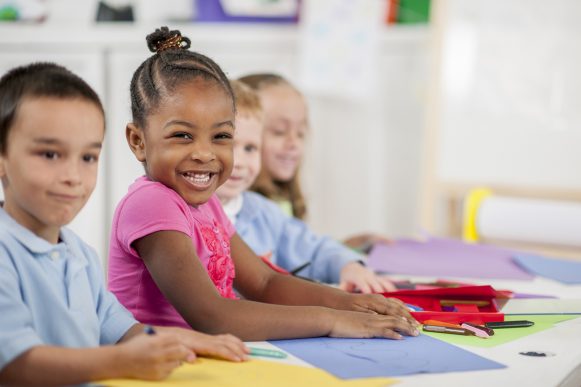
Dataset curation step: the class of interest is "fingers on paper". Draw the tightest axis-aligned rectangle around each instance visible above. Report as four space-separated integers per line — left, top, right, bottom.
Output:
207 334 250 362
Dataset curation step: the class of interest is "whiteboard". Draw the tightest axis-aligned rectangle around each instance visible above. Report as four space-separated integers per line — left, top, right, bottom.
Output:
435 0 581 190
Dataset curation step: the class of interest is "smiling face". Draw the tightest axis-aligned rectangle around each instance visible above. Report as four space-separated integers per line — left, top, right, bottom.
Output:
259 83 308 182
0 97 104 243
217 111 263 203
127 78 235 207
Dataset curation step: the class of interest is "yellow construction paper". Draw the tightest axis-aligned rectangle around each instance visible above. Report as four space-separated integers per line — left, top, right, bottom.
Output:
100 358 397 387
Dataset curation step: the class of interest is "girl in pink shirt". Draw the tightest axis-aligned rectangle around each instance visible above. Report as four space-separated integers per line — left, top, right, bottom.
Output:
107 26 419 341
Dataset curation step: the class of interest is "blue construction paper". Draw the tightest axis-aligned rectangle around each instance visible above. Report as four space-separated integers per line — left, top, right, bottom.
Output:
269 335 505 379
513 254 581 284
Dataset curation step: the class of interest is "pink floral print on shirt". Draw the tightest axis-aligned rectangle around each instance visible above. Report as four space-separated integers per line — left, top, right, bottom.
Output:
203 220 237 299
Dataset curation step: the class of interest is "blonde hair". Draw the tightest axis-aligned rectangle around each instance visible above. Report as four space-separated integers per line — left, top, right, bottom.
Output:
238 73 307 220
230 79 262 119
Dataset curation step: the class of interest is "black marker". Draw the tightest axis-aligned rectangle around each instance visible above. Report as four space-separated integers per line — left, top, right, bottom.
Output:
290 261 311 275
485 320 534 329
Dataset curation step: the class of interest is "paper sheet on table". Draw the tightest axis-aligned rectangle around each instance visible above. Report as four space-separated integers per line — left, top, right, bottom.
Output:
501 299 581 315
100 358 396 387
513 254 581 284
422 315 579 348
368 237 534 280
270 335 505 379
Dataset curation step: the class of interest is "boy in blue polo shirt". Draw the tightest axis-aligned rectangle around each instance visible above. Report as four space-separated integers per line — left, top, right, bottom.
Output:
0 63 247 385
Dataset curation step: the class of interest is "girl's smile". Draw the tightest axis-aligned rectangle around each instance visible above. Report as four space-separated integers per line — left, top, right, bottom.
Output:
259 83 308 182
180 170 218 190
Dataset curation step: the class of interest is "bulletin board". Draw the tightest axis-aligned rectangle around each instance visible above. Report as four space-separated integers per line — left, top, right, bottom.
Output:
421 0 581 239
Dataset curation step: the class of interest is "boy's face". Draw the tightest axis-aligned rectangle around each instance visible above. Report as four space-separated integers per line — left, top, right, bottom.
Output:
217 112 263 203
0 97 104 242
259 84 308 182
127 78 235 207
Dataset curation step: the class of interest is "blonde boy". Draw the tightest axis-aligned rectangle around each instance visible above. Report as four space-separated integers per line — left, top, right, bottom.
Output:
218 81 394 293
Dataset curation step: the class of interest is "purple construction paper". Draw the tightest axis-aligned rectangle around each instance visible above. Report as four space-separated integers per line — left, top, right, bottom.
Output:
513 254 581 284
512 292 557 299
368 237 534 280
269 336 505 379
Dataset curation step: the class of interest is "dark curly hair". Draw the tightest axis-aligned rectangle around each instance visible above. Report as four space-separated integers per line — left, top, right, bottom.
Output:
130 26 235 128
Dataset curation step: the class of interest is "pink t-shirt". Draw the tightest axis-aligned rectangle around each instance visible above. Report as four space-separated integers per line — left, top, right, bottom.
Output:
108 176 237 329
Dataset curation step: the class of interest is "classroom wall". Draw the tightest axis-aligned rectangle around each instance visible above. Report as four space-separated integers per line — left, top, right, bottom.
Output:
0 0 581 264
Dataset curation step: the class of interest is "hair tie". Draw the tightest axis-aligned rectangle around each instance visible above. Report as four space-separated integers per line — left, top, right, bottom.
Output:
155 34 191 52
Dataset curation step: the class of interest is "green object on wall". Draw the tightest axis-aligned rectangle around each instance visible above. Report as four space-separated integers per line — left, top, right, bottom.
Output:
0 5 19 20
397 0 430 24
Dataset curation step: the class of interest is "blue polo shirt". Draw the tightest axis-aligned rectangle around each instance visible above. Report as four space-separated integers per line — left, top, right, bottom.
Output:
233 192 363 283
0 207 137 371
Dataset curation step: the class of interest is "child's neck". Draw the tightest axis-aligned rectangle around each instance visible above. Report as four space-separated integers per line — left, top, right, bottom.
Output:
220 194 244 225
1 201 61 244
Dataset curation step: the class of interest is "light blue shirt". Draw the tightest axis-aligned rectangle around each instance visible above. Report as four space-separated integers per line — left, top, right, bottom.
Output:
233 192 364 283
0 207 137 371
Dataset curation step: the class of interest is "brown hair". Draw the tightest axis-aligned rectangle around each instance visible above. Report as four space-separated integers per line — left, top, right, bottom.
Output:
0 62 104 155
238 73 306 219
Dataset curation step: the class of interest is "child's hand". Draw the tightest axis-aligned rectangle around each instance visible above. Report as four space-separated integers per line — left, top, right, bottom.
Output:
343 233 392 252
117 332 193 380
343 293 418 327
165 328 249 362
329 310 420 340
339 262 396 293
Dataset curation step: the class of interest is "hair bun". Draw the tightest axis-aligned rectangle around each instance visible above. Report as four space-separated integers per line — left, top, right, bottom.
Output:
146 26 191 53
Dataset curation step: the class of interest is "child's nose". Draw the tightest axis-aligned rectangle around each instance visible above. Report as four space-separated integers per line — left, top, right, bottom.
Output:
285 131 301 148
62 160 82 186
190 142 216 163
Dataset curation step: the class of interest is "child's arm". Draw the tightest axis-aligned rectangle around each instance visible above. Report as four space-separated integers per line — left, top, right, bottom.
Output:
231 235 406 315
134 231 418 340
0 328 191 385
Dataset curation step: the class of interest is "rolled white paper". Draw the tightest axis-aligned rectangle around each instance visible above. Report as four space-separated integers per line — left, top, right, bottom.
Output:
477 197 581 248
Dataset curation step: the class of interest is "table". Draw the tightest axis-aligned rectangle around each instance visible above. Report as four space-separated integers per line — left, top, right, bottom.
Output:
252 275 581 387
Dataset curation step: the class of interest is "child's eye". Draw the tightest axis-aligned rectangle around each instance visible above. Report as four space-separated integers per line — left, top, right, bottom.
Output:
83 154 99 163
172 132 192 140
244 144 257 153
215 132 233 140
297 128 307 139
41 151 59 160
269 127 286 136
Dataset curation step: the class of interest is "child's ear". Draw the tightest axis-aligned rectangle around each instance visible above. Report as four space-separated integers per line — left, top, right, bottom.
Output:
0 154 5 178
126 123 146 162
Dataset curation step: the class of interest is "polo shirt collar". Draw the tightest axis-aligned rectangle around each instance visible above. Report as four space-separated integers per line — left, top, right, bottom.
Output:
0 206 84 262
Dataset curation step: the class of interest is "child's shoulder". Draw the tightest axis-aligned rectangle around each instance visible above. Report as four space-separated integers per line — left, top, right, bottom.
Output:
126 176 178 197
118 176 188 210
60 227 95 255
0 210 26 252
241 191 290 222
243 191 281 210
